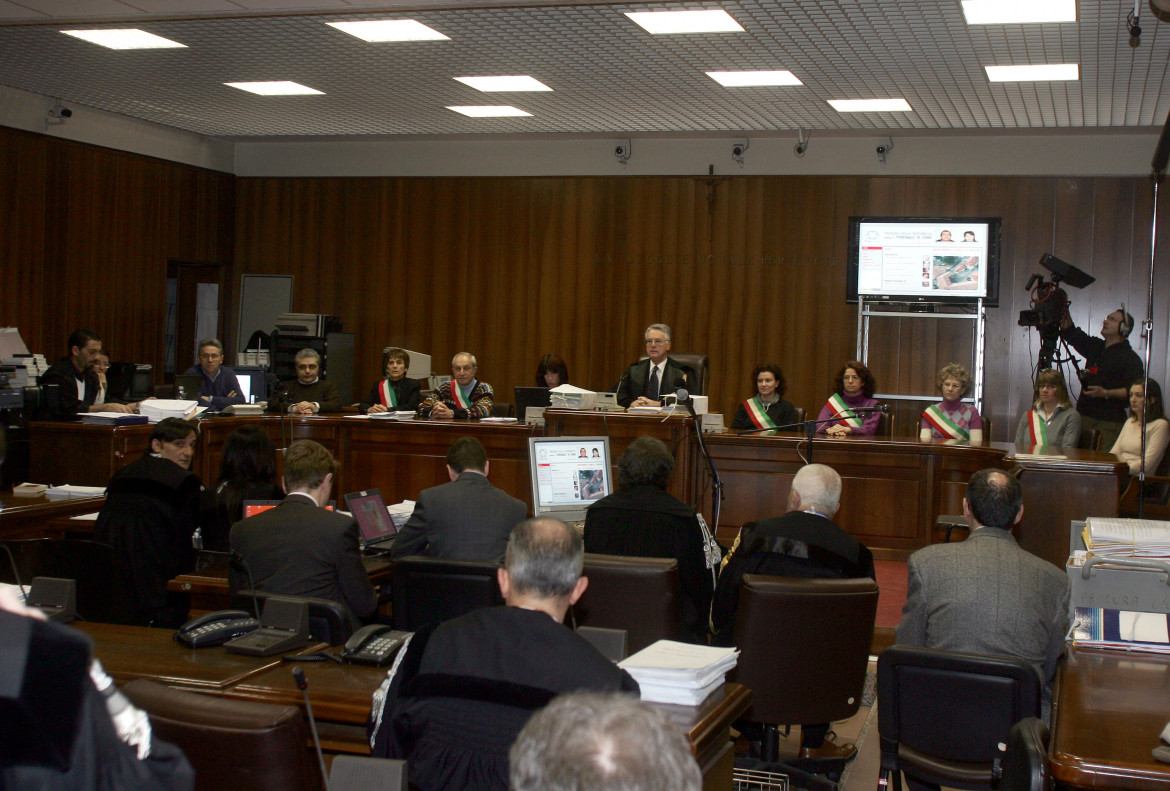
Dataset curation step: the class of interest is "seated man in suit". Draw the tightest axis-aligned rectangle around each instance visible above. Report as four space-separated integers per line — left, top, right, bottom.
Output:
267 348 341 414
183 338 245 411
897 468 1069 724
369 518 639 791
710 463 873 760
391 436 526 562
229 439 377 623
39 328 137 419
615 323 695 409
418 352 494 419
510 692 701 791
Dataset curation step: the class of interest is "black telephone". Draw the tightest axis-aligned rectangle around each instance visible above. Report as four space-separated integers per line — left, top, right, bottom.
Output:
174 609 260 648
340 624 409 666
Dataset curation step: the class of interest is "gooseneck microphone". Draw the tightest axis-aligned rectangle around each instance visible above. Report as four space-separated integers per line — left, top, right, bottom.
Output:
229 550 261 620
292 667 332 791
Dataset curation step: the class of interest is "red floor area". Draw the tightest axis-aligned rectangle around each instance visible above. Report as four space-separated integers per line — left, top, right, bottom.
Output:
874 560 907 629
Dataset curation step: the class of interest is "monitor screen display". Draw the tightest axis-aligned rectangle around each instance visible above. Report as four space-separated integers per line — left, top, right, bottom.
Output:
528 436 612 518
343 489 397 546
847 216 1001 305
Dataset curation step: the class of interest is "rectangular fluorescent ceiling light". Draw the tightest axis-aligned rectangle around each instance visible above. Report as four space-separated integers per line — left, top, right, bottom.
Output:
448 106 532 117
986 63 1078 82
828 98 913 112
61 29 186 49
455 76 552 92
707 70 802 87
225 81 323 96
326 19 449 42
625 10 744 34
961 0 1076 24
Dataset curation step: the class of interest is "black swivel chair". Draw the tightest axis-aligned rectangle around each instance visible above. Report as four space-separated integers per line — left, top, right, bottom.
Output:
390 556 503 632
994 717 1050 791
876 645 1041 791
574 554 681 654
231 590 357 646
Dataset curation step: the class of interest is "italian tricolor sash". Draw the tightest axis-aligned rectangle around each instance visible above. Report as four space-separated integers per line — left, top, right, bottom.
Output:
450 381 471 410
1027 409 1049 445
743 397 778 430
827 393 863 427
378 379 398 408
923 403 969 440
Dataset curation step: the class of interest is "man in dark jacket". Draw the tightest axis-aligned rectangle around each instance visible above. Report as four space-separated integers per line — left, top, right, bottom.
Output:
39 329 136 419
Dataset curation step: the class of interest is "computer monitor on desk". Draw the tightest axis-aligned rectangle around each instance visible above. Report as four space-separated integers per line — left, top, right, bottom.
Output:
528 436 612 523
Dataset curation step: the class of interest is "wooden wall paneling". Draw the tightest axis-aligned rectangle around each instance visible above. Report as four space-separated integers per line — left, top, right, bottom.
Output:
0 129 48 344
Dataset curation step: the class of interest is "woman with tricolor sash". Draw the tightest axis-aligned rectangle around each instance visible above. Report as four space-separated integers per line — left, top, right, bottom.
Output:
919 363 984 443
732 364 799 431
359 347 421 414
817 361 881 437
1013 369 1080 448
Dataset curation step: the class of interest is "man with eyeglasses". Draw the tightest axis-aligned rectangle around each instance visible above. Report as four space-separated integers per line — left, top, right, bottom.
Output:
615 323 695 409
184 338 246 410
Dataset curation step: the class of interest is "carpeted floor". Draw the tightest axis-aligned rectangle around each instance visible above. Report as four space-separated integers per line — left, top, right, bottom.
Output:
874 560 907 629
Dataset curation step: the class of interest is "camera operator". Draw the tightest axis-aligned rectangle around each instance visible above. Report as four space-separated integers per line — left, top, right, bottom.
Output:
1060 308 1143 450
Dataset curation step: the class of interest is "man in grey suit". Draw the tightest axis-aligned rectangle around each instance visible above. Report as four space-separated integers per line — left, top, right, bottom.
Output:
897 468 1069 711
229 439 378 622
615 323 696 408
391 436 527 562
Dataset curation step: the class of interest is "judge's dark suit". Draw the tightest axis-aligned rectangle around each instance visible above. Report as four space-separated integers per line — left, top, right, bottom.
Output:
228 494 377 621
896 526 1069 705
391 471 527 562
615 357 696 408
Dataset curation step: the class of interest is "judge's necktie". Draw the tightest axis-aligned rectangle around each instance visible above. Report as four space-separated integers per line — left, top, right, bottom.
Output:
647 365 660 401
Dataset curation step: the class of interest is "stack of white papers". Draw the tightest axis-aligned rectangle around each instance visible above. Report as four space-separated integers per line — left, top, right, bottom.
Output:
365 411 417 420
1084 518 1170 558
45 484 106 500
618 640 739 705
388 500 416 528
139 400 206 422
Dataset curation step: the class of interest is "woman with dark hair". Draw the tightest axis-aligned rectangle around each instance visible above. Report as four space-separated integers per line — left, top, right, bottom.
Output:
536 354 570 388
203 424 283 551
1110 379 1169 475
583 437 716 644
816 361 881 436
1013 369 1080 448
359 347 421 413
732 364 799 431
94 418 211 627
920 362 983 443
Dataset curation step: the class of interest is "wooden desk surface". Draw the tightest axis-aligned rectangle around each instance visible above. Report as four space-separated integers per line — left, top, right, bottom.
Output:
72 621 327 693
0 492 104 540
1051 647 1170 791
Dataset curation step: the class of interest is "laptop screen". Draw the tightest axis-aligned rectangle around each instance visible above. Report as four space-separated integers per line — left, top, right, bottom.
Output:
344 489 397 546
528 436 613 520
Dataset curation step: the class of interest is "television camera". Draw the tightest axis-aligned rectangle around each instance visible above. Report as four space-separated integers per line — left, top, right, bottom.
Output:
1017 254 1095 371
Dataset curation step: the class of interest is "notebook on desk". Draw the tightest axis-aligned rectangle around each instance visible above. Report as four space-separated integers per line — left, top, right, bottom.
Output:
344 489 398 551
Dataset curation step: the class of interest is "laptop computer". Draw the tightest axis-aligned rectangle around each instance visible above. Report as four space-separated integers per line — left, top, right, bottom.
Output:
175 374 203 401
514 386 551 416
343 489 398 551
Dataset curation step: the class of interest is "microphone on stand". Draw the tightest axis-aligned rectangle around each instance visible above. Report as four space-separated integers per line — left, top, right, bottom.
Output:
292 667 332 791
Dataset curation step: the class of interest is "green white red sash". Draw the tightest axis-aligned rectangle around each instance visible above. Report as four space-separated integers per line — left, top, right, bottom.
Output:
923 403 969 440
826 393 863 427
378 379 398 409
743 397 778 430
1027 409 1049 445
450 381 471 410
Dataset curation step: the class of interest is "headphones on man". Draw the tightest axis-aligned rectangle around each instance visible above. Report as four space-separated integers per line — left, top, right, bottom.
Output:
1118 303 1134 339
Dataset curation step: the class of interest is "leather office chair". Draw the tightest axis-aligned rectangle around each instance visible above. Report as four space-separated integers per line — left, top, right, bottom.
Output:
1077 427 1101 451
876 409 895 440
491 401 515 418
573 554 681 654
729 575 878 763
54 539 141 625
231 590 357 646
793 406 806 424
122 678 321 791
390 556 503 632
876 645 1041 791
994 717 1050 791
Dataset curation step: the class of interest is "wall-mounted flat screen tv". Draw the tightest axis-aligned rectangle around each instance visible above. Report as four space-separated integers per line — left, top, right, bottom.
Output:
846 216 1002 306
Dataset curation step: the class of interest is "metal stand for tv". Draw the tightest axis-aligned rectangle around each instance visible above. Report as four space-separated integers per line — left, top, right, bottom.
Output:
855 298 987 415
